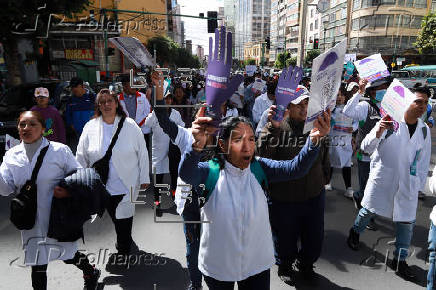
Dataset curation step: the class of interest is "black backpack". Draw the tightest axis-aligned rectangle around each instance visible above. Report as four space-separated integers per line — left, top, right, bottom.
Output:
10 144 49 230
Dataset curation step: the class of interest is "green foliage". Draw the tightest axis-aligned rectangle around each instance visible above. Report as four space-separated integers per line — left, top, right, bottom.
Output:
274 51 291 69
285 57 297 67
414 12 436 54
244 58 256 65
305 49 321 66
146 36 200 68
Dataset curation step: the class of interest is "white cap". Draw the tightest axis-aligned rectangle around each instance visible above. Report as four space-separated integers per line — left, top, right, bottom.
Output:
347 82 359 92
290 85 310 104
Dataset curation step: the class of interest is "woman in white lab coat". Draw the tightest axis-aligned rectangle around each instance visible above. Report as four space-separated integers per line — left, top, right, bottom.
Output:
144 92 184 214
0 111 99 290
326 86 357 198
347 87 431 280
76 89 150 260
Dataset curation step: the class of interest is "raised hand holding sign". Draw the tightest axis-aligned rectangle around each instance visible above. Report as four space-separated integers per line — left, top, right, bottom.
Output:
206 26 243 122
273 65 304 121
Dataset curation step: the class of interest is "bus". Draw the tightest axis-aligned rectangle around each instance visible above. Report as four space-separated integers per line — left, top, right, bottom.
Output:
400 65 436 97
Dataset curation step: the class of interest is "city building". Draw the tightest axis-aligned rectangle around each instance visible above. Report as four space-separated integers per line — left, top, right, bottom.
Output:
234 0 271 60
244 41 270 65
186 40 193 54
224 0 236 56
305 0 322 52
285 0 300 55
218 7 225 27
196 45 205 61
319 0 349 52
348 0 435 62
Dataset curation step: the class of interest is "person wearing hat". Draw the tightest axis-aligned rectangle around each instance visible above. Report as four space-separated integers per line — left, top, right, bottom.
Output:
342 76 392 231
65 77 96 152
257 91 330 284
31 87 66 144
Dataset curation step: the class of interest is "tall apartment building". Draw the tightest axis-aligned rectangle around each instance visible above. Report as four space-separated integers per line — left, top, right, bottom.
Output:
305 0 323 52
319 0 349 51
348 0 435 59
234 0 271 60
224 0 236 56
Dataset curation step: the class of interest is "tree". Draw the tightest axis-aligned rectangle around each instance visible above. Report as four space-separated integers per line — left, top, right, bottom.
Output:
285 57 297 67
274 51 291 69
414 12 436 54
244 58 256 65
304 49 321 67
0 0 90 86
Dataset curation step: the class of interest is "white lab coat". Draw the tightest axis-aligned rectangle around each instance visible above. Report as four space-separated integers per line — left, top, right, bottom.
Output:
361 118 431 222
76 116 150 219
252 93 273 124
144 109 184 174
0 138 80 265
118 91 151 134
329 105 358 168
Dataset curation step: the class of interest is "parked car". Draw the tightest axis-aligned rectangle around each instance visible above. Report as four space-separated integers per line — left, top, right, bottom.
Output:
391 70 422 89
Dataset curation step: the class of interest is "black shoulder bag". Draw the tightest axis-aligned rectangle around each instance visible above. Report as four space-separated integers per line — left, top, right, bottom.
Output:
10 144 50 230
92 117 126 184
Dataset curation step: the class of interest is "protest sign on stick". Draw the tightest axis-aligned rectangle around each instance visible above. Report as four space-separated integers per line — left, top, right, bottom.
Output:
380 79 416 131
304 39 347 133
354 53 390 83
109 37 155 68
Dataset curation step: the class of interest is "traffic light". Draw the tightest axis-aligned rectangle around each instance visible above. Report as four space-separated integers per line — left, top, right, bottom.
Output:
314 39 319 49
265 37 270 49
207 11 218 33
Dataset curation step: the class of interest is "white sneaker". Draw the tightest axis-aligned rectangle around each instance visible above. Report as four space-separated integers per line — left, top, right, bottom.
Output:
325 184 333 191
344 187 354 198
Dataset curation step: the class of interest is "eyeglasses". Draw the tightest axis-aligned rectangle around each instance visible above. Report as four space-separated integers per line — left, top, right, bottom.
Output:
98 98 115 106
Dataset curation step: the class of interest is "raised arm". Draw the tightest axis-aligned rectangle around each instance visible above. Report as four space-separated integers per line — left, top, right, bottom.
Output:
178 149 209 188
258 137 320 183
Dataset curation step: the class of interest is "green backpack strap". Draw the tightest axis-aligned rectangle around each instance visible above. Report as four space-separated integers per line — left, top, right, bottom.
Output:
202 158 269 206
203 158 221 204
250 158 268 191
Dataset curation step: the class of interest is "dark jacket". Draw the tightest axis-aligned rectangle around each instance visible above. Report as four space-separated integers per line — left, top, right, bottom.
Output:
257 117 330 202
47 168 108 242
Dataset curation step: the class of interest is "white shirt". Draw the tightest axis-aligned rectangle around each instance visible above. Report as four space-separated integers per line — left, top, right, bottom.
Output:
255 109 270 137
76 116 149 219
342 92 375 162
252 93 273 124
361 118 431 222
0 138 80 265
198 160 274 281
145 110 185 174
102 122 129 195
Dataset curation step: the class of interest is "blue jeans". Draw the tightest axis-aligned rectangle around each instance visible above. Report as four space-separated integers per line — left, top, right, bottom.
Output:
182 194 202 287
269 190 325 267
427 221 436 290
355 160 370 200
353 208 415 261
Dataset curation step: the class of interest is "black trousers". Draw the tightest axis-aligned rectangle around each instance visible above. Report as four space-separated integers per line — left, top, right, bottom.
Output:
204 269 270 290
31 251 94 290
106 194 134 254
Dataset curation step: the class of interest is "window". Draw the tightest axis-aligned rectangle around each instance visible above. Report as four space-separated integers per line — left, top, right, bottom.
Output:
352 19 359 30
406 0 414 6
310 23 313 31
341 8 347 19
414 0 427 8
331 0 337 6
315 19 319 29
314 33 318 39
353 0 360 9
410 16 423 28
329 12 336 22
397 0 405 5
311 9 314 18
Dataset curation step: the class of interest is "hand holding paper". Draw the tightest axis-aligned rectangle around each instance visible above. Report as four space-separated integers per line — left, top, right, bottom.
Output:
273 65 304 121
206 26 243 120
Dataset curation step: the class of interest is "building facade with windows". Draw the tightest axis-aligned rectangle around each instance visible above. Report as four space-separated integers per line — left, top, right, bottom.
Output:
306 0 323 52
234 0 271 59
319 0 349 51
348 0 434 59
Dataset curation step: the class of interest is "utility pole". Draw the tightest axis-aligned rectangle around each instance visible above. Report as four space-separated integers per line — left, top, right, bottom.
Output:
297 0 308 67
261 42 265 69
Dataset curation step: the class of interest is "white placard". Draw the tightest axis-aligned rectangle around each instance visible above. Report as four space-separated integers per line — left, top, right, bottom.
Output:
304 39 347 133
380 78 416 124
344 53 356 64
109 37 155 68
354 53 390 83
245 65 257 76
5 134 20 151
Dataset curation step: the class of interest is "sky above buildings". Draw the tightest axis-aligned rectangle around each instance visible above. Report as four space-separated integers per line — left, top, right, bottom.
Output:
179 0 224 56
